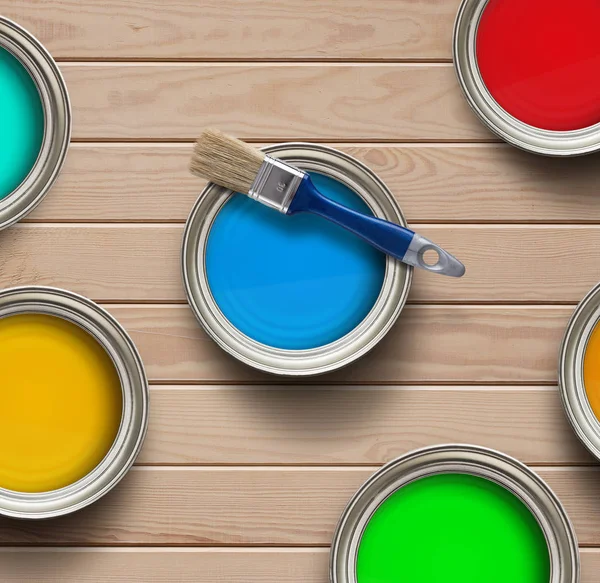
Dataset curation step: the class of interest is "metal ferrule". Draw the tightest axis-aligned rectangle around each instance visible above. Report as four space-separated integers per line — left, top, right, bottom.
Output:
248 155 305 214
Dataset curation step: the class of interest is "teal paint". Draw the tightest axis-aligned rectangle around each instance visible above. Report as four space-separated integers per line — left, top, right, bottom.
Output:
206 172 386 350
0 46 44 200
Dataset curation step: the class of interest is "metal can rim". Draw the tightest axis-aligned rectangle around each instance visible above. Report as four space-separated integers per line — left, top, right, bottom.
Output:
559 282 600 462
182 143 412 376
0 286 149 519
0 17 71 229
330 444 579 583
453 0 600 157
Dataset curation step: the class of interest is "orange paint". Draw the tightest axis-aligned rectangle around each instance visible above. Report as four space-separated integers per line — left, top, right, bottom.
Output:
583 323 600 419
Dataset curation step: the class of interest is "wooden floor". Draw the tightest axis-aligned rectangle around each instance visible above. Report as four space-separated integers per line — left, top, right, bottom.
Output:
3 0 600 580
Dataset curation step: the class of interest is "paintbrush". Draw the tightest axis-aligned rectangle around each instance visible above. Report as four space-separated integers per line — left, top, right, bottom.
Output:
190 129 465 277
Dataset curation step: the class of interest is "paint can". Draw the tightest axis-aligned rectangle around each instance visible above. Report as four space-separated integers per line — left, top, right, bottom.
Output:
453 0 600 156
0 287 148 519
0 17 71 228
331 445 579 583
559 282 600 461
182 143 412 376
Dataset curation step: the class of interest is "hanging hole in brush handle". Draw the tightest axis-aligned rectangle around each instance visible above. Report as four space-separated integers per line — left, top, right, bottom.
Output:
402 233 466 277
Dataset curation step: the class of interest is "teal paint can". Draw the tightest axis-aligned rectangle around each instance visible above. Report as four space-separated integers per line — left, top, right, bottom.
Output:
0 17 70 229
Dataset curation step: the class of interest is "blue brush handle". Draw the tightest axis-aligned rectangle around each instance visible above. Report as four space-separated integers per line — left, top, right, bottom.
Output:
287 174 465 277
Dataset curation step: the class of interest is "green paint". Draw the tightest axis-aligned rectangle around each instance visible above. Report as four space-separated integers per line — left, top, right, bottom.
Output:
356 473 550 583
0 46 44 200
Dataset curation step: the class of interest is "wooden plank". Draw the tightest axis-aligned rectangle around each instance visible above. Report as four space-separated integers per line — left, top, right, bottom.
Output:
4 0 457 61
30 144 600 223
0 548 328 582
1 225 600 302
0 226 181 302
1 548 599 583
0 467 598 545
143 386 591 465
410 226 600 303
60 64 488 141
89 304 571 383
106 304 569 384
582 550 600 583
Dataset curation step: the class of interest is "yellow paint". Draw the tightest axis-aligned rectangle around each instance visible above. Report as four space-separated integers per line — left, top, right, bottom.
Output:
584 322 600 420
0 314 122 493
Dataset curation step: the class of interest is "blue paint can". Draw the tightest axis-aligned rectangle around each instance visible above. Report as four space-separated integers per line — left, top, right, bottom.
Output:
182 144 412 376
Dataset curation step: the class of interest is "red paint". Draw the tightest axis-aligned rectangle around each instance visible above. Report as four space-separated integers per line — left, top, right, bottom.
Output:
476 0 600 131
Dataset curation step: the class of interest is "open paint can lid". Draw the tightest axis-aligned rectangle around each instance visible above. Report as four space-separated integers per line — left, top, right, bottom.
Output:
331 445 579 583
454 0 600 156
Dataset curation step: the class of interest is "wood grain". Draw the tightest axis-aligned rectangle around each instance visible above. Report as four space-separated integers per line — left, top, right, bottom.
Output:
103 304 570 384
2 548 600 583
0 549 328 583
30 144 600 224
3 225 600 302
100 304 570 383
143 386 591 465
60 64 489 141
0 467 598 545
0 226 182 302
3 0 457 61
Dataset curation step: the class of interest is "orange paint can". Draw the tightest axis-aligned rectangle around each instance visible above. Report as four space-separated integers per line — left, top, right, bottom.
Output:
560 282 600 461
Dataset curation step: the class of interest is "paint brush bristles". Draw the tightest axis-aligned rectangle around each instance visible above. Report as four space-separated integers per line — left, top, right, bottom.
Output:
190 129 265 194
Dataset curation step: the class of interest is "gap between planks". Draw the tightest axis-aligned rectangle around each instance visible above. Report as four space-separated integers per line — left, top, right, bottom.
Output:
117 466 600 471
16 223 600 228
67 141 506 148
56 61 455 67
144 380 562 387
68 139 503 145
0 547 327 552
0 546 598 552
54 58 455 64
19 221 600 228
69 138 502 144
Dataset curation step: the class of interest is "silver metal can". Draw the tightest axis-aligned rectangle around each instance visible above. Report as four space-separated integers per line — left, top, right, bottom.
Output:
182 143 412 376
331 444 579 583
0 17 71 229
0 287 148 519
559 282 600 461
454 0 600 156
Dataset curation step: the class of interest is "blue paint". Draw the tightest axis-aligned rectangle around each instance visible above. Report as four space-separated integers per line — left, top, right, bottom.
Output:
206 172 386 350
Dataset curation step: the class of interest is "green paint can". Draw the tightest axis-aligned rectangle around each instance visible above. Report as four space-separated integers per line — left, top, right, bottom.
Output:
331 445 578 583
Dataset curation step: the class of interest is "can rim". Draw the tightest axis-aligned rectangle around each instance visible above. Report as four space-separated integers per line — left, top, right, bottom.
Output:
182 143 412 376
0 286 149 519
559 282 600 461
453 0 600 156
330 444 579 583
0 17 71 229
